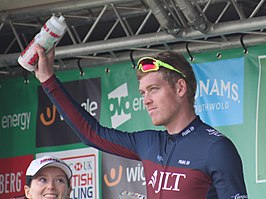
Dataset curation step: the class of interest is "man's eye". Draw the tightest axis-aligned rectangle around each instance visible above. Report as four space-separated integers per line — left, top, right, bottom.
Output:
150 87 158 92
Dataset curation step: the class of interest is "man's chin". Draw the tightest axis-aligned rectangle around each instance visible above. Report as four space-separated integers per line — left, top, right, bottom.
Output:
151 119 163 126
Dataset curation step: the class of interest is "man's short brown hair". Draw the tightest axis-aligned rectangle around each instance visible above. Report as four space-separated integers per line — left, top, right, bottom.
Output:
136 51 197 106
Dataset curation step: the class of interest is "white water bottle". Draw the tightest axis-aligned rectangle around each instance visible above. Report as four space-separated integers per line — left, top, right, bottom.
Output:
18 15 67 71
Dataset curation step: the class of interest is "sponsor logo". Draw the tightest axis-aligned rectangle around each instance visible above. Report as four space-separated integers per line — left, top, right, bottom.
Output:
0 172 23 195
1 111 31 131
195 78 240 102
36 78 101 147
104 163 146 187
39 105 57 126
192 58 244 126
104 165 123 187
39 97 98 126
148 170 186 193
178 159 191 165
157 155 163 162
57 154 97 199
108 83 131 128
74 162 83 171
206 128 224 137
108 83 145 128
194 78 240 111
181 126 195 137
194 78 237 115
231 193 248 199
0 155 33 198
40 157 63 165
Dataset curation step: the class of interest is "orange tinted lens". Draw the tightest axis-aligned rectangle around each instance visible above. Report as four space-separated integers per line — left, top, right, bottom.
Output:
138 58 158 72
141 64 157 71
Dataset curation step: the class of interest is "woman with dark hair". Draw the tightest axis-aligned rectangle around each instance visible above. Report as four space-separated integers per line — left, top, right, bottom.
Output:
24 155 72 199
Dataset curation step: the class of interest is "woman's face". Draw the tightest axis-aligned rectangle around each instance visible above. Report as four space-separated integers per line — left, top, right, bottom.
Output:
24 166 71 199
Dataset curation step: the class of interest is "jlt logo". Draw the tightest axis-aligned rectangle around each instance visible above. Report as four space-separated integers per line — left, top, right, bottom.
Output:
148 170 186 193
108 83 131 128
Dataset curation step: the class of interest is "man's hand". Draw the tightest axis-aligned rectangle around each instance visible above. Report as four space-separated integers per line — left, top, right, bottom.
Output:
34 44 55 83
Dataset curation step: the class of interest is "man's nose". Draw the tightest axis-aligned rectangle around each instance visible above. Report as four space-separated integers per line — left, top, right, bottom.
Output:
143 93 152 105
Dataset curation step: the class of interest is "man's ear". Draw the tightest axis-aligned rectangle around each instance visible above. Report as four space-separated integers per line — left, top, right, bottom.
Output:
176 78 187 97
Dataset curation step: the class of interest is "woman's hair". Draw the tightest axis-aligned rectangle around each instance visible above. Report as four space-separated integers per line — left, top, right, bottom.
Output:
23 176 33 199
26 176 33 186
136 51 197 106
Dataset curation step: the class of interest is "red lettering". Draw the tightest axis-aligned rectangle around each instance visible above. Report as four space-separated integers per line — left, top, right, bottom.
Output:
20 39 35 57
71 173 93 187
43 24 49 33
87 173 93 185
49 31 60 38
72 174 79 187
28 52 39 66
81 174 86 186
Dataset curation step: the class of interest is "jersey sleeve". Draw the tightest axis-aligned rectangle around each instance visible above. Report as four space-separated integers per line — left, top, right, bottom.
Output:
206 137 248 199
42 75 143 160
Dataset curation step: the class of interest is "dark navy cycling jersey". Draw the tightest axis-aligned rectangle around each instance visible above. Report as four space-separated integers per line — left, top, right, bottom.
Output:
42 75 248 199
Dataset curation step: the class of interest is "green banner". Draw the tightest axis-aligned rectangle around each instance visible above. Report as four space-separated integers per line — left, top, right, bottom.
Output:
1 45 266 198
257 55 266 183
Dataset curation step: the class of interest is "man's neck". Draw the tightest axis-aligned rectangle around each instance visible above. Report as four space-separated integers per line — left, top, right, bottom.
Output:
166 112 196 135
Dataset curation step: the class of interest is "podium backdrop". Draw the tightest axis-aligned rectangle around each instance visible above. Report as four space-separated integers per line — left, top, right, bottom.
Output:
1 45 266 198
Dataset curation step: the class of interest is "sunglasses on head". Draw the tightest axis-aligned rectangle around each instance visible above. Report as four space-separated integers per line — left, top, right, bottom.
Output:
137 57 186 78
